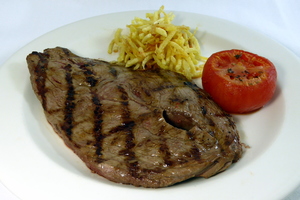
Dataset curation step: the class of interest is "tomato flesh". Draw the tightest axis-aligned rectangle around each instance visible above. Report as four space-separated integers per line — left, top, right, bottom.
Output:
202 49 277 114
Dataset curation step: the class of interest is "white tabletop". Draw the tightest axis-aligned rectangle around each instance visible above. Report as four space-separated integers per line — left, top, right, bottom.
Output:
1 0 300 199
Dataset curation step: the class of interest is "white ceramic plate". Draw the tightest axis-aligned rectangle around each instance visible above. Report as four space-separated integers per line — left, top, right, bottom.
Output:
1 10 300 200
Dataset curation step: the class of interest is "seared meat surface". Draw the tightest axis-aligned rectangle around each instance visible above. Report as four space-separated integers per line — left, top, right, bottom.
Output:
27 47 243 188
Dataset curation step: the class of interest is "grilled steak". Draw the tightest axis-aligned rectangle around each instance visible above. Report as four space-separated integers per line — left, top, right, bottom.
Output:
27 47 243 188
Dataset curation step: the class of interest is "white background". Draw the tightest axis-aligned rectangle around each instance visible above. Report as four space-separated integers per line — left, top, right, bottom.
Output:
0 0 299 199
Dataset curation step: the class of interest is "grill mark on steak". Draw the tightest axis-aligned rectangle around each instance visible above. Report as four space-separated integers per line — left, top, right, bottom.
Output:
118 121 138 178
151 71 178 169
32 51 49 110
114 85 140 178
159 138 173 167
62 47 71 56
109 67 118 77
201 106 207 115
61 64 76 138
27 47 244 188
86 76 98 87
79 63 98 87
79 63 105 161
186 130 195 140
92 94 106 162
183 81 204 97
188 146 201 161
185 130 202 162
183 81 218 128
153 84 176 92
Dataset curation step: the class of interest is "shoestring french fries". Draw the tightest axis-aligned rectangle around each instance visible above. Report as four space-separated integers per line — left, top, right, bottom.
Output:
108 6 206 79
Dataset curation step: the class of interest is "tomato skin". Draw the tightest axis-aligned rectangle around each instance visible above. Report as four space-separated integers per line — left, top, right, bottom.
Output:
202 49 277 114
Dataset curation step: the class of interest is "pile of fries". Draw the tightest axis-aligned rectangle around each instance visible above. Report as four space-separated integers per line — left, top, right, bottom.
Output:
108 6 206 79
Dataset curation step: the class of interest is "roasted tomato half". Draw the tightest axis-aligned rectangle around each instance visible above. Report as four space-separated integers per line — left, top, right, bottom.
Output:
202 49 277 114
